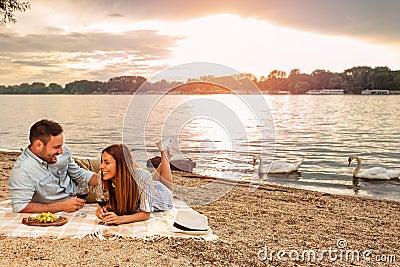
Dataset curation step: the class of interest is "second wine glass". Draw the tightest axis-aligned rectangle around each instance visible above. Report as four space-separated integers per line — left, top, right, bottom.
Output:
76 184 89 218
96 189 109 216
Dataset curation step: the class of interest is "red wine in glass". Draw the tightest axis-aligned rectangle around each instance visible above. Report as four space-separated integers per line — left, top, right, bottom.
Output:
96 190 110 216
77 192 89 200
96 198 109 207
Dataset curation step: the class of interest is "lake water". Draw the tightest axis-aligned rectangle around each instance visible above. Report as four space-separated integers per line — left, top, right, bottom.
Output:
1 94 399 202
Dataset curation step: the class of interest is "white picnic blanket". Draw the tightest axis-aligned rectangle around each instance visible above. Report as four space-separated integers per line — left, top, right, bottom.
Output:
0 199 217 241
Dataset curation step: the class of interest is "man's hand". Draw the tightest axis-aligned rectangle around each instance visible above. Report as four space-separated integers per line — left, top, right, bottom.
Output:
61 197 85 212
20 197 85 213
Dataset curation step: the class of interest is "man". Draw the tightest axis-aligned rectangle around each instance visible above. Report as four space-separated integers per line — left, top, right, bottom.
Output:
8 119 98 213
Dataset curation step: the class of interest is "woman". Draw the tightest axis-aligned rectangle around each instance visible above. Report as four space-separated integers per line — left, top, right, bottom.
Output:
96 137 177 225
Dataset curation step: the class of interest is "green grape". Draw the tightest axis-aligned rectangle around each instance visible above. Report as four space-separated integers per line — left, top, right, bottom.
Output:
35 212 58 223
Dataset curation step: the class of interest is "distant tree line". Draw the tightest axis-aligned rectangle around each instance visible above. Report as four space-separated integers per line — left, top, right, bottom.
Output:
0 66 399 95
256 66 400 94
0 76 147 94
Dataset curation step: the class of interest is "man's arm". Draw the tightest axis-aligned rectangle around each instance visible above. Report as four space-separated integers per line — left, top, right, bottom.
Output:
66 150 97 186
88 173 98 186
20 197 85 213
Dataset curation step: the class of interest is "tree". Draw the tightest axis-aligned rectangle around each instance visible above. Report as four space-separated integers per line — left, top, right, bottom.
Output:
65 80 104 94
107 76 146 93
372 66 391 89
287 69 302 93
291 73 311 94
28 82 47 94
0 0 30 23
288 69 301 78
242 73 258 84
310 69 333 89
266 70 288 93
268 70 287 80
48 83 63 94
328 74 347 90
344 66 374 93
393 72 400 90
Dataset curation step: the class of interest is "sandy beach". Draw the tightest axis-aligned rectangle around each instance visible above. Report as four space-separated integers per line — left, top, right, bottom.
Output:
0 151 399 266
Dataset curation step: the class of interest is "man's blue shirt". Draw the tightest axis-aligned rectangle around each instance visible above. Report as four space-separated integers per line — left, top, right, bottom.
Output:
8 145 94 212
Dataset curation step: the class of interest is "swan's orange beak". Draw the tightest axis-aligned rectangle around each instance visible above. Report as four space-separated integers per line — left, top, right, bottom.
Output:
252 159 257 166
347 157 352 166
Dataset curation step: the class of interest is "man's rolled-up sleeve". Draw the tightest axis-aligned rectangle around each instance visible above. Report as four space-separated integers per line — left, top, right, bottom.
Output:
66 155 94 185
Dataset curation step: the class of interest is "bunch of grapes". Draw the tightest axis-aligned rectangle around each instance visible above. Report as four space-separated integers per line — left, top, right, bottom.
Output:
35 212 58 223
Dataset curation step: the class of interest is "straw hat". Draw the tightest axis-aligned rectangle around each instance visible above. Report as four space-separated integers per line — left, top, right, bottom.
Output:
169 209 211 235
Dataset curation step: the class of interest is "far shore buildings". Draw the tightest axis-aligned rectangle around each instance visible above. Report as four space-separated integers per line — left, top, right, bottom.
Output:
306 89 395 95
306 89 344 95
361 89 390 95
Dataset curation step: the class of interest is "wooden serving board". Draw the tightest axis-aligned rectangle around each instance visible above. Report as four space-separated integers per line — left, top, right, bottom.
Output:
22 216 68 227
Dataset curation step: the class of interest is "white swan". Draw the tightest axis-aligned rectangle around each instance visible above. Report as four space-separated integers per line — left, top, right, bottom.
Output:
348 154 400 180
252 155 304 174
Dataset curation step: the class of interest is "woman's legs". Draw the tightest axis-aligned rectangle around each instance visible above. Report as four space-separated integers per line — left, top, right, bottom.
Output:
153 140 174 190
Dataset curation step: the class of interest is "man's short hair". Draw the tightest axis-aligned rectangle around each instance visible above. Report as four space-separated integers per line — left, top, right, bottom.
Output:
29 119 63 145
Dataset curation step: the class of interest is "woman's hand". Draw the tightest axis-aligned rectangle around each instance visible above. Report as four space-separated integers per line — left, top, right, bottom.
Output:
95 205 103 219
99 211 151 225
101 211 123 225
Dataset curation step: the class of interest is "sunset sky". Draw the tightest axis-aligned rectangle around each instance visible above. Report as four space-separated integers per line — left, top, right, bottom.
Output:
1 0 399 86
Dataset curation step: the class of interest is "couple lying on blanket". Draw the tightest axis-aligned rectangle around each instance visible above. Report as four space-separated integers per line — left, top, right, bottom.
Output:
8 119 179 226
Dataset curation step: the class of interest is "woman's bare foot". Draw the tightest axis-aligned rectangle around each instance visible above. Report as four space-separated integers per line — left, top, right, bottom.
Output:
156 136 179 159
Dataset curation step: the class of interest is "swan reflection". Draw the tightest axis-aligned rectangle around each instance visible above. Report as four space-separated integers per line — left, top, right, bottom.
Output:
352 177 360 195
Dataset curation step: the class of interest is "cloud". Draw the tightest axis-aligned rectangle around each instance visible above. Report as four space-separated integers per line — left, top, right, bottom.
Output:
12 60 55 67
0 28 181 53
52 0 398 46
2 0 399 86
107 13 123 18
0 49 169 85
250 0 400 46
0 27 182 85
11 0 400 47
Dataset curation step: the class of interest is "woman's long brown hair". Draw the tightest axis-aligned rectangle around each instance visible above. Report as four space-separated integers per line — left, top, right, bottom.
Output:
101 144 139 215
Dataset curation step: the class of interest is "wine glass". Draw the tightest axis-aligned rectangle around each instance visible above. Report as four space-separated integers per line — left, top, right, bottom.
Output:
76 184 89 218
96 189 109 217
